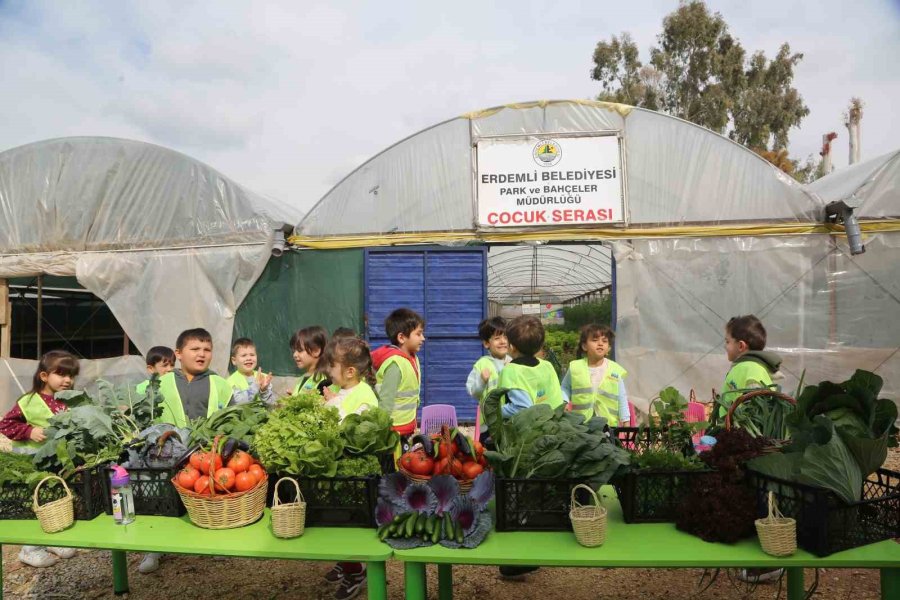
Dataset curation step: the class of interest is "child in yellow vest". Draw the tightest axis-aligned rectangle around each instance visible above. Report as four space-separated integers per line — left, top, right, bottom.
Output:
720 315 782 417
496 315 562 417
0 350 81 568
157 328 234 428
467 317 510 435
136 346 175 397
227 337 274 406
371 308 425 435
289 325 333 395
321 336 378 598
562 324 630 426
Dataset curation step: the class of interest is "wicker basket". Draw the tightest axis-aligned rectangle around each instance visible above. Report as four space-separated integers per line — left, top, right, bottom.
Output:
271 477 306 539
33 476 74 533
755 491 796 557
399 465 473 494
172 473 268 530
725 389 796 452
569 484 607 547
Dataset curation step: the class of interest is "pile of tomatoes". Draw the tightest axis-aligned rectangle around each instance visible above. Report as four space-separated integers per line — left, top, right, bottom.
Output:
174 449 267 496
399 437 487 481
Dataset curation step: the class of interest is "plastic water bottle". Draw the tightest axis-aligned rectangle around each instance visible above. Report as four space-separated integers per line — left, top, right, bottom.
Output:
110 464 135 525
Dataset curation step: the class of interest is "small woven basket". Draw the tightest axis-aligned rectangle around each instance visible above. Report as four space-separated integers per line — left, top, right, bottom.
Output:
399 465 474 494
755 491 796 557
33 476 74 533
569 484 607 547
173 473 268 530
271 477 306 539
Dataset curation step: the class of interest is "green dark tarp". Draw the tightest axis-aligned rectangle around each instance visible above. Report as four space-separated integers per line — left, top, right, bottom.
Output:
232 249 364 376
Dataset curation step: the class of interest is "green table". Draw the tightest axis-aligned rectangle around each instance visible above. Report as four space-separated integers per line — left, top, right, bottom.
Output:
0 511 391 600
394 490 900 600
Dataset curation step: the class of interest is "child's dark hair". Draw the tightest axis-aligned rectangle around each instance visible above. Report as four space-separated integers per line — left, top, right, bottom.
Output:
145 346 175 367
31 350 80 395
478 316 506 342
505 315 544 357
726 315 767 351
384 308 425 346
176 328 213 351
332 327 357 340
290 326 329 376
576 324 615 359
230 337 255 357
327 337 375 386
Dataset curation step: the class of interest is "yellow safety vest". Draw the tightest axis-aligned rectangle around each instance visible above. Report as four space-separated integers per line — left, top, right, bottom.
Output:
719 360 775 417
497 360 563 409
293 372 331 395
157 372 232 428
568 358 627 425
10 393 54 453
339 382 379 418
376 355 420 426
227 370 255 391
136 379 149 396
473 355 501 425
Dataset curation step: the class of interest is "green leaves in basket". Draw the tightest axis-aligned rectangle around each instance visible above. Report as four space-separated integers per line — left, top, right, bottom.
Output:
340 408 399 456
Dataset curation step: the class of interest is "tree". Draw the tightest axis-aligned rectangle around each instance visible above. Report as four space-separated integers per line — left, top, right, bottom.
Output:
591 1 809 152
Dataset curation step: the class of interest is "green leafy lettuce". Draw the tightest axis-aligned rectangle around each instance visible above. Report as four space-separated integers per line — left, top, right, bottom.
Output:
340 407 399 456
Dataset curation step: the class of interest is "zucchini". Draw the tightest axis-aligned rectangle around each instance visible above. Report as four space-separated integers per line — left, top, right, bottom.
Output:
414 512 426 534
431 518 441 544
404 512 418 537
425 514 436 535
443 512 454 540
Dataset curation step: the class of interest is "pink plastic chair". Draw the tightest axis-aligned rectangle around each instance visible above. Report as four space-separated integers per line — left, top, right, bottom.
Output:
420 404 458 435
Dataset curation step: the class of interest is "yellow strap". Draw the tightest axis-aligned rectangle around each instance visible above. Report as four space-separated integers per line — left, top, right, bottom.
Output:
289 220 900 250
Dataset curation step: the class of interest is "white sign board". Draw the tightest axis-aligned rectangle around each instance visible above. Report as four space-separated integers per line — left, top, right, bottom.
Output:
521 303 541 315
476 135 625 228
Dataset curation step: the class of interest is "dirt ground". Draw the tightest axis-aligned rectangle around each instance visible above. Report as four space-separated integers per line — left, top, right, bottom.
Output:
4 449 899 600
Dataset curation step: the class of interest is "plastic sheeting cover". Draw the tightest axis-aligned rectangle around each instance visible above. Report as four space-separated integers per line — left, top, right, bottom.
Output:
0 137 300 255
296 101 820 238
806 149 900 218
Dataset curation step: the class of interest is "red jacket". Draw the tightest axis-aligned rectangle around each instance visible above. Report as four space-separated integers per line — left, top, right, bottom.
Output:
371 345 419 379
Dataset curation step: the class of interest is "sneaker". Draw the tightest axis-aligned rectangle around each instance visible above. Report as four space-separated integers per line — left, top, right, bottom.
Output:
334 570 367 600
138 553 162 574
499 565 539 580
18 547 58 568
738 568 784 584
47 547 76 559
324 564 344 583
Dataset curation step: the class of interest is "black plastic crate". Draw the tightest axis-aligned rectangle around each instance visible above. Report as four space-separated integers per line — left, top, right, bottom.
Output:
0 467 105 521
101 466 185 517
613 468 708 523
610 427 667 452
495 476 592 531
268 475 379 527
747 467 900 557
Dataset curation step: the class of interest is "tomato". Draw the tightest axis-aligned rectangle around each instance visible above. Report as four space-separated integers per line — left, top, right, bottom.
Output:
189 452 202 472
436 442 459 460
449 460 464 478
408 453 434 476
399 452 415 471
214 467 236 492
433 458 449 475
234 471 257 492
194 475 212 495
177 466 200 489
248 464 265 480
226 451 251 473
197 452 223 475
473 440 484 456
477 454 488 467
462 462 484 479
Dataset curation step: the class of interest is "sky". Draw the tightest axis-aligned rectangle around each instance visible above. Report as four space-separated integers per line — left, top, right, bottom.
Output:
1 0 898 218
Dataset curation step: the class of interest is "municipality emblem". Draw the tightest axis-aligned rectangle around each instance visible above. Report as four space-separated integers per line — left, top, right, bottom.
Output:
533 139 562 167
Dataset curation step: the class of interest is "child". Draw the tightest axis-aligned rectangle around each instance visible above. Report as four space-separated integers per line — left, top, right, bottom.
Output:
320 336 378 598
323 337 379 418
290 326 332 395
227 337 275 406
720 315 782 417
136 346 175 396
371 308 425 435
561 324 629 426
495 315 563 418
467 317 510 434
0 350 81 568
157 328 234 428
332 327 358 340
